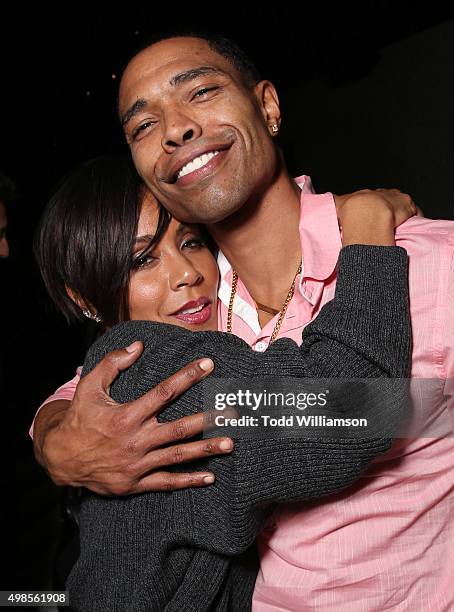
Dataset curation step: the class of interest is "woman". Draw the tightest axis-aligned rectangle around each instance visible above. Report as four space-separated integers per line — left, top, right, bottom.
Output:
35 157 412 611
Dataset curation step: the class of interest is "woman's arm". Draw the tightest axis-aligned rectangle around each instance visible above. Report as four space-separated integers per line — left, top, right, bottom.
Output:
32 189 415 500
78 245 409 547
68 244 409 612
200 245 409 545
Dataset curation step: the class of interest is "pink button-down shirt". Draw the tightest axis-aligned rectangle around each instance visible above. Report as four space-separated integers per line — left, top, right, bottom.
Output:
219 176 454 612
37 176 454 611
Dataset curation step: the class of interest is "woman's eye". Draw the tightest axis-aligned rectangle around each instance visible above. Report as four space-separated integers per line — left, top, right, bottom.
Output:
182 237 205 249
132 253 156 269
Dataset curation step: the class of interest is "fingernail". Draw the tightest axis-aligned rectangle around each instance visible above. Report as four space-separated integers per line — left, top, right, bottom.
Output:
199 358 214 372
126 341 141 353
220 439 233 451
203 474 215 484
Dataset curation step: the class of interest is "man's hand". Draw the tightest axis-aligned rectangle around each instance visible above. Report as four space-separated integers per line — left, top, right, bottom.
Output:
33 341 233 495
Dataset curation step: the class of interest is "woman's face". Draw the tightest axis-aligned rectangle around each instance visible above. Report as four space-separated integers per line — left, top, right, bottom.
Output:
128 194 219 331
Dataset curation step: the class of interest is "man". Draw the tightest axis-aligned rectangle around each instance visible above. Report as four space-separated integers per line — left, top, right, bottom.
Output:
34 33 454 610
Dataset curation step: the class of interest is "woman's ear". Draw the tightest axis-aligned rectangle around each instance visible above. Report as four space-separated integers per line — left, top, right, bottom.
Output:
65 285 87 311
65 286 102 322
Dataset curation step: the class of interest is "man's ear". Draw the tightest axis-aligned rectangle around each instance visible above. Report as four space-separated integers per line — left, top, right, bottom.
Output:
254 80 282 135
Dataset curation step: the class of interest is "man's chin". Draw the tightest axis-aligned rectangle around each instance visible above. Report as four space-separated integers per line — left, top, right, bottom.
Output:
187 205 244 226
153 195 239 225
156 177 246 224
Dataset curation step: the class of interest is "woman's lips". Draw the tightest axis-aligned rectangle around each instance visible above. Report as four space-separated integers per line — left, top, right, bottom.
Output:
173 302 212 325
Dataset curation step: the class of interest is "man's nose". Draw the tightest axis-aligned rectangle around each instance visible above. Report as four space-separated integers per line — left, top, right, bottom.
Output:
161 110 202 152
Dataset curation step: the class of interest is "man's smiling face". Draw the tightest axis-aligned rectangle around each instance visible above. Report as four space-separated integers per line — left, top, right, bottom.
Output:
119 37 281 224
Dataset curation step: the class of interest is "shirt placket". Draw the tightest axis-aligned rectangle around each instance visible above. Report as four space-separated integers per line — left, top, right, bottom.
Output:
240 278 325 351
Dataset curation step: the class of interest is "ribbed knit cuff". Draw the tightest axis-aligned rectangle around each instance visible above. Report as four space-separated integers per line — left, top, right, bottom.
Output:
335 245 408 310
304 245 410 377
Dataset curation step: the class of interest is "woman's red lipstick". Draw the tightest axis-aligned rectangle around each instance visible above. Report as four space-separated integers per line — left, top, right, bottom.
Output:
172 297 212 325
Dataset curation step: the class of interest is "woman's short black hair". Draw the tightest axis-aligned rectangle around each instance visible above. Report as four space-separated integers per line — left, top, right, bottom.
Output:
34 156 171 327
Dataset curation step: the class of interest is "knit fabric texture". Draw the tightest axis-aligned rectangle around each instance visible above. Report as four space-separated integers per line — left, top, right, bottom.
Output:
67 245 410 611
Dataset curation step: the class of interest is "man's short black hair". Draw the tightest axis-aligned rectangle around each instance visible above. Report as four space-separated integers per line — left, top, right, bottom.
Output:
126 29 262 88
0 172 16 208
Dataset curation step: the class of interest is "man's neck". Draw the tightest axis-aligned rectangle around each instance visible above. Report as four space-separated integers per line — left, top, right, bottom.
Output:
208 168 302 311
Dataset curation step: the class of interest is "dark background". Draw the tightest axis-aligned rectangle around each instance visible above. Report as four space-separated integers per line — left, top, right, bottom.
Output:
2 1 454 594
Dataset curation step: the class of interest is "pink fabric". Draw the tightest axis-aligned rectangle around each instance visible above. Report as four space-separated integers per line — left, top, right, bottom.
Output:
29 370 81 438
219 177 454 611
45 369 81 403
34 176 454 610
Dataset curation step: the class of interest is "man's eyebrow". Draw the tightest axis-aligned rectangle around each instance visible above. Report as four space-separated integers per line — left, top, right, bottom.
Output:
169 66 228 87
121 98 148 128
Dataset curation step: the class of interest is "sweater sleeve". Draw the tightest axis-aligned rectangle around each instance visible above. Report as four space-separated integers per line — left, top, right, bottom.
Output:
79 245 410 555
191 245 411 553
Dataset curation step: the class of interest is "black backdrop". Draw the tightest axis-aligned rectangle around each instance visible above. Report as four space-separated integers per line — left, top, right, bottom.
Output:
2 1 454 594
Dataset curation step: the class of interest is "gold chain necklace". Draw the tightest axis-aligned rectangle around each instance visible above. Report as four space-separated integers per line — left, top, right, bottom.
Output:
227 262 302 344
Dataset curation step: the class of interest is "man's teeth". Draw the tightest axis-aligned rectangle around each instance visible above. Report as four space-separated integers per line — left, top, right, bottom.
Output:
177 151 220 179
180 304 205 315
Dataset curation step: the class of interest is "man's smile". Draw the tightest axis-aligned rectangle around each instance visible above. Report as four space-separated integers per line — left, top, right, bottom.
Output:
161 141 233 187
175 149 230 187
177 150 221 180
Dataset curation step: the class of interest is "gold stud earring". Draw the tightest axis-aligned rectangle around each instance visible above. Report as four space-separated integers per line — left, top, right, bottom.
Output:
271 123 279 134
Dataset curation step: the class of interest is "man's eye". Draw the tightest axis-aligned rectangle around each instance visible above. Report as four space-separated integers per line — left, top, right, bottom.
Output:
131 121 155 140
192 86 218 100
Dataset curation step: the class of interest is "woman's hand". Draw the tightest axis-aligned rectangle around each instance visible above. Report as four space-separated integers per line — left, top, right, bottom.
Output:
334 188 417 247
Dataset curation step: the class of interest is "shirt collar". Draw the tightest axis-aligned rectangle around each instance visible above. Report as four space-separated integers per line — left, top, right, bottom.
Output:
296 175 342 282
217 174 342 314
218 252 262 334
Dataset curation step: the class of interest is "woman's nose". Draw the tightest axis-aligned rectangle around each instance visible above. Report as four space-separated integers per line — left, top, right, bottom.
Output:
169 257 203 290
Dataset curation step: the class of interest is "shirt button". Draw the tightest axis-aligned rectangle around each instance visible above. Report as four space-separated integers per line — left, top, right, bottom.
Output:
255 341 268 352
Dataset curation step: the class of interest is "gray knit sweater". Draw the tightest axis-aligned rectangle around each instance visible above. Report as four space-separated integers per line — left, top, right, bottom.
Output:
67 246 410 612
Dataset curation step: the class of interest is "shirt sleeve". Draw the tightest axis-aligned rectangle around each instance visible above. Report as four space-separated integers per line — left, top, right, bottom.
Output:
29 370 81 439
